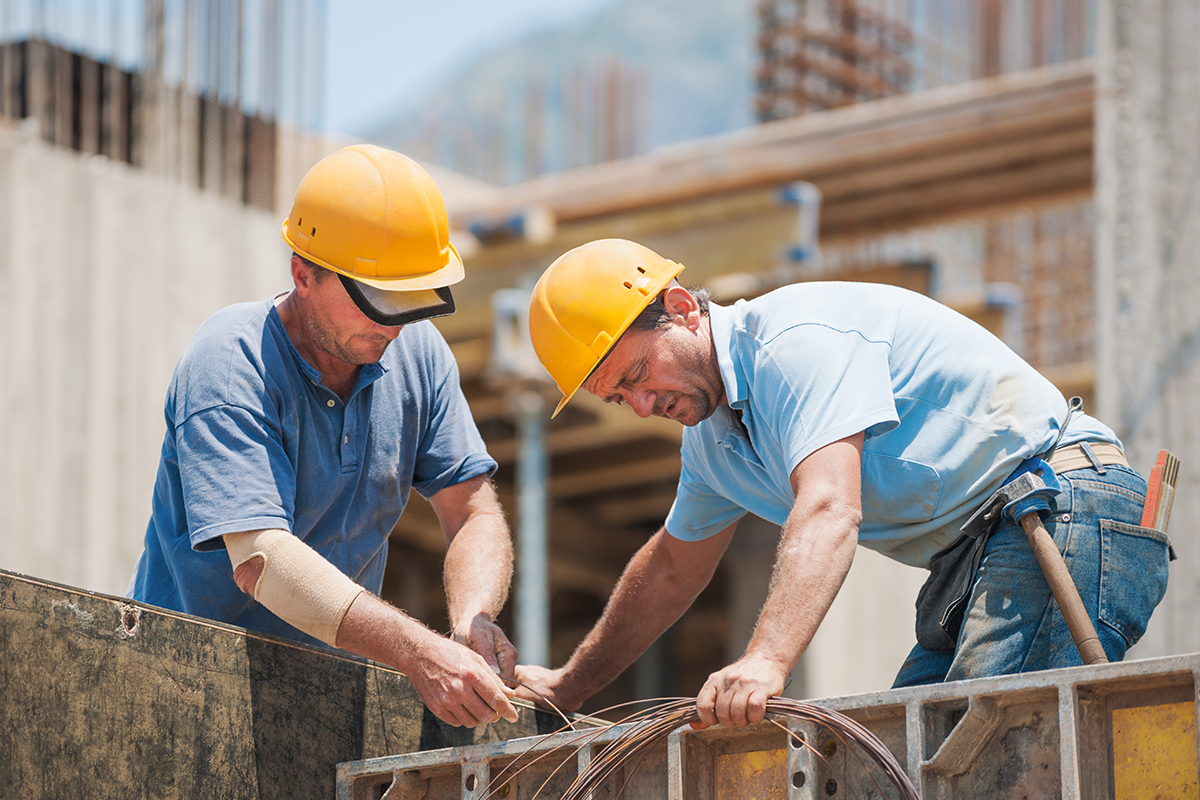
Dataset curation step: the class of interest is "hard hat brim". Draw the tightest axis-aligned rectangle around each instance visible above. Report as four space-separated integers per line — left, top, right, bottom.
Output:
281 220 466 291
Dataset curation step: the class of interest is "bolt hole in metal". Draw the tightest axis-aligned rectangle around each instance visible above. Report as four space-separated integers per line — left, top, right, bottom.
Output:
825 778 838 795
789 732 805 748
496 783 511 798
822 740 837 758
464 774 477 792
792 771 806 788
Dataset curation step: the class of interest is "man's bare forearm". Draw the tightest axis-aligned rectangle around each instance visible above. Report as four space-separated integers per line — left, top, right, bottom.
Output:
555 526 732 705
745 504 858 671
443 506 513 625
744 436 863 672
432 476 514 627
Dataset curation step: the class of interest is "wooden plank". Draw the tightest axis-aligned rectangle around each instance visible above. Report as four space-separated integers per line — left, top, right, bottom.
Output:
815 126 1092 202
453 60 1095 226
0 570 556 800
821 153 1093 237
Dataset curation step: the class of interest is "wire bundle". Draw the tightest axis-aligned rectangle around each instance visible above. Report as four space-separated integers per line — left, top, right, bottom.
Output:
551 697 919 800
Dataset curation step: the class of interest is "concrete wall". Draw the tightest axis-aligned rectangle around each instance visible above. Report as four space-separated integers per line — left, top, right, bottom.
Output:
0 127 288 596
1094 0 1200 659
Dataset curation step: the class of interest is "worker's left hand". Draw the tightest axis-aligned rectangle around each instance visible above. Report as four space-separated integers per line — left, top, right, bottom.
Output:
453 613 519 681
692 654 789 729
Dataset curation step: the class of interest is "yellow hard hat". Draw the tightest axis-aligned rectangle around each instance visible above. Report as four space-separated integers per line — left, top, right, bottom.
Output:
529 239 685 417
282 144 463 325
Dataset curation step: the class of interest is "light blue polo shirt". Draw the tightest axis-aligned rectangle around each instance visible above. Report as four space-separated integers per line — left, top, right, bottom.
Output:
127 298 496 646
665 283 1118 568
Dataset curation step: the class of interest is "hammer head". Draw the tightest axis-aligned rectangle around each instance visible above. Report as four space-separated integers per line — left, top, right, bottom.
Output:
1000 459 1061 523
961 457 1063 538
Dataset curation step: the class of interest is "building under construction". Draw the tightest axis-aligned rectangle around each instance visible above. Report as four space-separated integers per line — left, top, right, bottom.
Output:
0 0 1196 797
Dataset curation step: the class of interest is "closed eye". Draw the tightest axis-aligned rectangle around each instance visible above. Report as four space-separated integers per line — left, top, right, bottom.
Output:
618 361 649 391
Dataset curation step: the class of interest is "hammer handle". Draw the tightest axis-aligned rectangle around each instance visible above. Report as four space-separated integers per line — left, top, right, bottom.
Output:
1018 514 1109 665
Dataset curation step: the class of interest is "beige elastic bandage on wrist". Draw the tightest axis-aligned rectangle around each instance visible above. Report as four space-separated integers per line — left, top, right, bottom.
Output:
225 529 365 647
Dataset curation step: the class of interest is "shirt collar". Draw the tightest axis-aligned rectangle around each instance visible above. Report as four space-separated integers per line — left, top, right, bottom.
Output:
267 300 389 390
707 301 745 409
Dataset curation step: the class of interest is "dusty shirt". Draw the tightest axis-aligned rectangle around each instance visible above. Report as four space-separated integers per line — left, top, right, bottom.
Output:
664 282 1118 567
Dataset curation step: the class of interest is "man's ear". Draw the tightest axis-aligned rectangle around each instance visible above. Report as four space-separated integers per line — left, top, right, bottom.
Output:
290 254 316 296
662 285 701 328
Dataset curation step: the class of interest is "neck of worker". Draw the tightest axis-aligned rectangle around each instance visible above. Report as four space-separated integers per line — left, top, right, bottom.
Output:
275 291 361 401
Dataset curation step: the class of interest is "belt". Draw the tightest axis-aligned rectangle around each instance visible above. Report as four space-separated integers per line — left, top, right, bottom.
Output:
1048 442 1128 473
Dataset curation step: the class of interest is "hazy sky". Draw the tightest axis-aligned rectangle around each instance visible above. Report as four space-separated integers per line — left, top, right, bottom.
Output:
324 0 617 137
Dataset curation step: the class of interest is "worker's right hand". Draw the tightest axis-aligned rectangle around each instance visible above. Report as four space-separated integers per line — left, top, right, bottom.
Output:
452 612 519 682
511 664 584 714
404 632 520 728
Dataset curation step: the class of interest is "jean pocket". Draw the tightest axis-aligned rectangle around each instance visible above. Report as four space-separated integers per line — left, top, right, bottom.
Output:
1098 519 1171 647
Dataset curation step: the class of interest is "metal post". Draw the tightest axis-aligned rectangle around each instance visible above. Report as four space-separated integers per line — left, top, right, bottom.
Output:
514 389 550 667
490 286 555 668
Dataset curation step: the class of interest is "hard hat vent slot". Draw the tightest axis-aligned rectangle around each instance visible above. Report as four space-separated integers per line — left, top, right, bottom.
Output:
623 281 633 289
311 227 317 236
637 266 646 273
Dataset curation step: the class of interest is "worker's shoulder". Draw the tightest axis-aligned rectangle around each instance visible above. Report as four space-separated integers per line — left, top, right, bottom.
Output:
729 281 926 335
748 280 926 309
174 300 280 382
177 302 274 362
187 299 274 345
381 319 456 367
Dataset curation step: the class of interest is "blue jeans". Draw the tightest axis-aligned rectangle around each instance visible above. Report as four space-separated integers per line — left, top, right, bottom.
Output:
893 463 1171 687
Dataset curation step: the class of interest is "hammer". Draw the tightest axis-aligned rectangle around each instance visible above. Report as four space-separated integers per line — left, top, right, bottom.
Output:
997 460 1109 665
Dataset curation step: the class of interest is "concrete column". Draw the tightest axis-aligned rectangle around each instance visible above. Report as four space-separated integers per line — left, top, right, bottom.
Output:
139 0 166 174
1094 0 1200 658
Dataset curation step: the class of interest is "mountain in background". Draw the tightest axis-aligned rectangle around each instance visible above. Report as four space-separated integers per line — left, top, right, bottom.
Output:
365 0 756 184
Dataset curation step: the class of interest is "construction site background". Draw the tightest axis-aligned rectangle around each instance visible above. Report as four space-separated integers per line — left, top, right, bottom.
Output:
0 0 1195 713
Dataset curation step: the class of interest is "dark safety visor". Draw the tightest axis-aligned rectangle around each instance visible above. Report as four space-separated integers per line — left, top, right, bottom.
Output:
338 273 456 326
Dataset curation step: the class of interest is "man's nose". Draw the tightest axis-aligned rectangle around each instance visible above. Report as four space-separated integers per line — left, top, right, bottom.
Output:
628 391 655 418
375 324 403 340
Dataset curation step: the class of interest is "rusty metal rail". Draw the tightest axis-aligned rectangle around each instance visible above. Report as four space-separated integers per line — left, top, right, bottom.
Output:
337 654 1200 800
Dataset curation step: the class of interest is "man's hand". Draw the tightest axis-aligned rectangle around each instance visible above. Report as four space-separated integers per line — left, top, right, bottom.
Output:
453 612 519 681
688 433 865 730
396 623 520 728
511 664 585 714
333 592 518 728
692 654 789 729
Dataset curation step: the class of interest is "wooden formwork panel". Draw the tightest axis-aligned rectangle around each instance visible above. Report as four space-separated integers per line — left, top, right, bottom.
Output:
0 570 556 800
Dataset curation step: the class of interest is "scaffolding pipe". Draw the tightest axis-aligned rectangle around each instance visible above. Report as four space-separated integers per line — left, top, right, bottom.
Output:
514 390 550 667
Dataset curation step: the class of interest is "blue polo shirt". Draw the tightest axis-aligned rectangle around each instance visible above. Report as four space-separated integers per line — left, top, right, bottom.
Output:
664 283 1118 568
127 298 496 646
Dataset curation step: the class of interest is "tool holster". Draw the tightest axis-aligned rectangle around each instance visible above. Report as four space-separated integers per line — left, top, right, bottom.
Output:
914 458 1061 651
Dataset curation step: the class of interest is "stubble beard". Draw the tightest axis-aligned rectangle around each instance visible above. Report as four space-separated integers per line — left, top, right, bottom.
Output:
305 315 390 366
662 341 722 426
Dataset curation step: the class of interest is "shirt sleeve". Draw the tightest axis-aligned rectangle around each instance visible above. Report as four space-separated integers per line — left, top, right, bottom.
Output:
410 334 498 498
666 453 748 541
176 404 295 551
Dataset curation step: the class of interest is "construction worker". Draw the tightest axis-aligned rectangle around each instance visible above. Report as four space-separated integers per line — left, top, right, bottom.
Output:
514 238 1170 727
127 145 519 729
